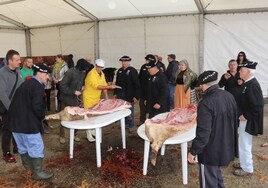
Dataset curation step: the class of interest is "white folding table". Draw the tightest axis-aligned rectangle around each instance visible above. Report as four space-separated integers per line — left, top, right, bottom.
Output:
137 112 196 185
61 109 131 167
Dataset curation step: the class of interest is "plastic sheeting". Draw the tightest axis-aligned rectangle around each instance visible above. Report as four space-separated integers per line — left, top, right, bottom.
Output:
99 15 199 72
204 12 268 97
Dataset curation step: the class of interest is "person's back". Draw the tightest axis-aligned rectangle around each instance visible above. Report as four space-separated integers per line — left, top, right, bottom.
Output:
59 67 86 106
197 85 238 165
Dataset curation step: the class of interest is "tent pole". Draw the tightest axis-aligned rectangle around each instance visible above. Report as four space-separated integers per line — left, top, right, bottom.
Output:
25 29 32 56
94 21 100 59
199 14 204 74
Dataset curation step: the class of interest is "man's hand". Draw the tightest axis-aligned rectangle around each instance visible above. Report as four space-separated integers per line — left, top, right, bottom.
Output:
153 103 160 109
74 91 81 96
237 79 243 85
188 152 197 164
239 115 247 121
224 73 231 80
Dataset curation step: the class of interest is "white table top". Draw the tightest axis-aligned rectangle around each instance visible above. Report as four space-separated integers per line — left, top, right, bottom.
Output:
137 112 196 144
61 109 131 129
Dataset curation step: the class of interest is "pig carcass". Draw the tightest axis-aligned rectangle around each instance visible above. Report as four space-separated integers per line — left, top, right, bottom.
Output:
45 99 131 121
145 104 197 166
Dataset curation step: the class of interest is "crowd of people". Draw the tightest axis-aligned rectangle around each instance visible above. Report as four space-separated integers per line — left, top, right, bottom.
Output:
0 49 266 186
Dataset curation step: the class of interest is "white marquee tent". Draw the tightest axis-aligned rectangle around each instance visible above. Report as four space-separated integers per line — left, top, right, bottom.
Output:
0 0 268 96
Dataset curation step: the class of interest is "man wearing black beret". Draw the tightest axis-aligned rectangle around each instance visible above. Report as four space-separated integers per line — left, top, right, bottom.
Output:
114 56 140 133
188 70 238 187
144 54 169 118
8 63 53 180
233 61 264 176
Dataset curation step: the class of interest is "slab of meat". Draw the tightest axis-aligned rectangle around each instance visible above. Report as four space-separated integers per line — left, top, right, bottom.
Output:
145 104 197 166
45 99 131 121
86 99 131 115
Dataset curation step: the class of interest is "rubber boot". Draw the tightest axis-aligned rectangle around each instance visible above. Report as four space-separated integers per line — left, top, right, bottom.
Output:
31 158 53 180
20 153 32 170
86 130 95 142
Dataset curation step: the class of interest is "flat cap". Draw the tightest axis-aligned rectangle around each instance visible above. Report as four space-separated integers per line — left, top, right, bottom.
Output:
198 70 218 85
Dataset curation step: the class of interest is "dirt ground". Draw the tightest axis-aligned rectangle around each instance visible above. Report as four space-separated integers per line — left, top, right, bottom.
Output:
0 98 267 188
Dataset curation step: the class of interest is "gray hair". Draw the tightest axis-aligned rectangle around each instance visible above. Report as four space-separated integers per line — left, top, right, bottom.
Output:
179 59 189 68
248 68 256 75
205 80 218 86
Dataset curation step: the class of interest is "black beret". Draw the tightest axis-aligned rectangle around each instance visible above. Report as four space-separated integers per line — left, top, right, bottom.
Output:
198 70 218 85
32 64 51 73
145 54 156 62
168 54 176 60
119 56 131 61
238 61 257 70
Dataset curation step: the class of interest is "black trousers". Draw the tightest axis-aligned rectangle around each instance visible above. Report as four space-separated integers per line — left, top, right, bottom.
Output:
199 163 225 188
1 114 17 154
45 89 51 111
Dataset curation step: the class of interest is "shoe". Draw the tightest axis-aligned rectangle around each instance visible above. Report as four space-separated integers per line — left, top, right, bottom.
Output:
60 137 66 144
13 147 18 154
233 162 242 169
86 130 96 142
3 152 16 163
233 169 253 177
74 136 80 142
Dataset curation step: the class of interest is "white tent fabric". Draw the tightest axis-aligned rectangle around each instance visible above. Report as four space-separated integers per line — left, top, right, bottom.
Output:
0 0 268 96
204 12 268 97
99 15 199 72
74 0 198 19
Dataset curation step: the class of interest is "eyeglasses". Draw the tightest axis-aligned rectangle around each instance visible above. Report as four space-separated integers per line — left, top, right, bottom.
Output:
239 54 244 57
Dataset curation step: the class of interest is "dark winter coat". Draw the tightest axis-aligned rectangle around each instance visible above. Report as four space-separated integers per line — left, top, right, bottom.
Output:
59 67 86 106
8 78 46 134
218 71 243 102
190 85 238 166
237 78 264 136
165 60 179 85
146 71 169 118
139 64 149 99
114 66 140 102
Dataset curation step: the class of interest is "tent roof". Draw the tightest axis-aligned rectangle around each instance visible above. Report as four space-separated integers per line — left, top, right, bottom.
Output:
0 0 268 29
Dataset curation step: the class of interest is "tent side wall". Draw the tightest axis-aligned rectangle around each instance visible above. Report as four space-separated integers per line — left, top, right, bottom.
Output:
30 23 95 63
99 15 200 72
0 29 27 57
204 12 268 97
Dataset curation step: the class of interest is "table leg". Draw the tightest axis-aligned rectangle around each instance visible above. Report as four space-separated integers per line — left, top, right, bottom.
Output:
181 142 188 185
161 144 166 155
69 128 74 159
95 127 102 167
100 128 102 143
143 140 150 175
120 117 126 149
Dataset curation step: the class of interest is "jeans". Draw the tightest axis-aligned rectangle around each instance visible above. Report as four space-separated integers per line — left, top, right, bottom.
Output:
13 133 44 158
